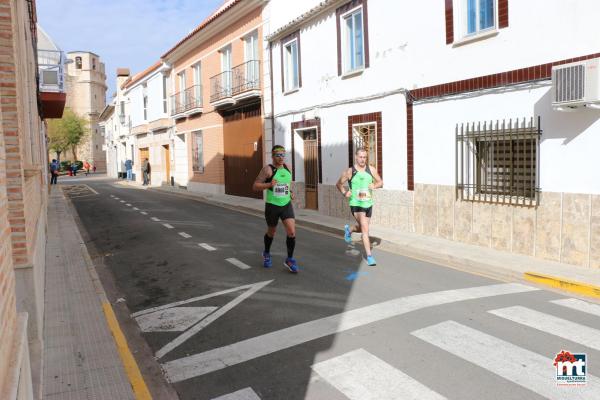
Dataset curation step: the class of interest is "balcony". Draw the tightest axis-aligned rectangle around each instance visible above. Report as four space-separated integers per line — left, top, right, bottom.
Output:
171 84 202 119
232 60 260 101
37 49 66 118
209 71 235 108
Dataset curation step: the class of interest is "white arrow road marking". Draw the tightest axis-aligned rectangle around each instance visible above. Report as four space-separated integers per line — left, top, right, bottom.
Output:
489 306 600 350
551 298 600 317
135 306 217 332
412 321 600 400
154 280 273 359
226 258 251 270
151 217 160 222
140 211 148 215
312 349 447 400
211 388 261 400
162 283 539 383
178 232 192 239
199 243 217 251
163 223 174 229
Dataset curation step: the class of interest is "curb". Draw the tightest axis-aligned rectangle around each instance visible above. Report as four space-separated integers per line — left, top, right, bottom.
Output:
524 272 600 300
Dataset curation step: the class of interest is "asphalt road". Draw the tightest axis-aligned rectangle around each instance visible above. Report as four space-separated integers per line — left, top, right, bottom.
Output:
64 177 600 400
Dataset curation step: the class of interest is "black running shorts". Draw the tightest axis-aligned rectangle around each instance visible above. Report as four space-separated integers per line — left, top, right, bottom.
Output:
265 202 295 226
350 205 373 218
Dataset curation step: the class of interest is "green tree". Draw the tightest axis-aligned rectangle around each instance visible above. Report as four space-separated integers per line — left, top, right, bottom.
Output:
47 108 88 161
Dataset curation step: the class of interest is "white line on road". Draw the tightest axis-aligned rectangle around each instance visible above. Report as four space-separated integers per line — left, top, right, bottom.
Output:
162 283 539 383
126 203 132 206
156 280 272 358
412 320 600 400
178 232 192 238
151 217 160 222
226 258 251 270
211 387 261 400
551 298 600 318
198 243 216 251
133 207 139 210
312 349 447 400
120 200 125 203
85 184 99 194
489 306 600 350
162 223 174 229
140 211 148 215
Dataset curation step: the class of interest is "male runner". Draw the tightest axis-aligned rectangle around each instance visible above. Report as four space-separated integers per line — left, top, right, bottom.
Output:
253 145 298 273
336 147 383 266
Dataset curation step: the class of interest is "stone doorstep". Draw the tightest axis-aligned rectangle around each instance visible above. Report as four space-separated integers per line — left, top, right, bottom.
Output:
150 186 600 300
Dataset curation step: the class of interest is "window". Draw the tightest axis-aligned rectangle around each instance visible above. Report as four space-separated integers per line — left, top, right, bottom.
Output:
245 31 259 84
178 71 186 107
220 46 232 94
162 75 168 113
92 58 96 70
282 38 299 92
120 101 125 116
193 63 201 86
143 85 148 121
466 0 495 35
456 117 540 205
341 7 364 73
192 131 204 173
75 56 82 69
352 123 377 170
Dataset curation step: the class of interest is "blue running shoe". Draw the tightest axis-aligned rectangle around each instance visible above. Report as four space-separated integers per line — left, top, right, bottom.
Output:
366 255 376 266
284 257 299 273
263 251 272 268
344 224 352 243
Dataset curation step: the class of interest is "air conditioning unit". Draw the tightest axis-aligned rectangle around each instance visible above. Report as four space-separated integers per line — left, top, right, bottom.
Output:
552 58 600 110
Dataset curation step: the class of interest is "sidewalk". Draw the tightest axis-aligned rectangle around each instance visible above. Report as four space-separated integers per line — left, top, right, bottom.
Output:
43 187 137 399
115 181 600 300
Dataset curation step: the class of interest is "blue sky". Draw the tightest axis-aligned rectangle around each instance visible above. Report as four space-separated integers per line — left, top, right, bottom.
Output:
37 0 224 99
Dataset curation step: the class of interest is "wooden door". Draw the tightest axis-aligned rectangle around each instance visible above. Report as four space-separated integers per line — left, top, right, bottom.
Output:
303 129 318 210
163 145 170 183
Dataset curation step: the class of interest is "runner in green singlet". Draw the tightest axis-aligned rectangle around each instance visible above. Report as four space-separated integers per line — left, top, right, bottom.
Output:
252 145 299 273
336 147 383 266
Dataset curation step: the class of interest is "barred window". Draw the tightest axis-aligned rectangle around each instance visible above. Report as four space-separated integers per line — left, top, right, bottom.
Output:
192 131 204 173
456 117 541 205
352 123 377 170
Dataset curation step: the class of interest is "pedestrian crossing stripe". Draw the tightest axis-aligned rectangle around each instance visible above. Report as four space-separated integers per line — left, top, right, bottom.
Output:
412 320 600 400
551 298 600 317
210 387 261 400
489 305 600 351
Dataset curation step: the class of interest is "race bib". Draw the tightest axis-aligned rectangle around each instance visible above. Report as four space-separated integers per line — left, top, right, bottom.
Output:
357 189 371 200
273 183 289 197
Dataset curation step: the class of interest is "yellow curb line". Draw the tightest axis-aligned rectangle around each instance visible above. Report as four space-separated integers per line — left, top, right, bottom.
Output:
524 272 600 300
102 302 153 400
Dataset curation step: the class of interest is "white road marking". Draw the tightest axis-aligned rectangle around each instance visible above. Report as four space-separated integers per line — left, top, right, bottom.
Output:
133 207 139 210
114 197 119 199
551 298 600 318
140 211 148 215
151 217 160 221
198 243 217 251
226 258 251 270
162 283 539 383
312 349 447 400
162 223 174 229
489 306 600 350
211 387 261 400
85 184 99 194
135 306 217 332
126 203 132 206
120 200 125 203
412 321 600 400
109 194 114 197
156 280 272 359
131 280 273 318
178 232 192 238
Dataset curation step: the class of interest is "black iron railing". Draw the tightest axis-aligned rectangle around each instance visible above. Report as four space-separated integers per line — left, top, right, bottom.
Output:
232 60 260 96
171 85 202 116
210 71 233 103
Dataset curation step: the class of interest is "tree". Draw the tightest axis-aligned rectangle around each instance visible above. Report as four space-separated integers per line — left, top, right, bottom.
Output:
47 108 88 161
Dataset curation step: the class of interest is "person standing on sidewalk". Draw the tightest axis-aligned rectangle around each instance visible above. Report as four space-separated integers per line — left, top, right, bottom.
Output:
49 159 59 184
125 159 133 181
252 145 299 273
83 160 91 176
336 147 383 266
142 158 150 185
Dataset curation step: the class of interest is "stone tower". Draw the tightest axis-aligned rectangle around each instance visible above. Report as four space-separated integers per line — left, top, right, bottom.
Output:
65 51 107 171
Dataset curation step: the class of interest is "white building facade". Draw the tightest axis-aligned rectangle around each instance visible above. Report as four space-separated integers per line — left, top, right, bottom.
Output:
265 0 600 267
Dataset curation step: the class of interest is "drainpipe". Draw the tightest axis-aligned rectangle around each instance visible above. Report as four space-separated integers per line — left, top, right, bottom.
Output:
268 41 275 145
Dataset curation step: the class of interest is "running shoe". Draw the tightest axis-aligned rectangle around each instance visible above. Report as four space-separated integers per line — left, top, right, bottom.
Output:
366 255 376 266
284 257 299 273
344 224 352 243
262 251 272 268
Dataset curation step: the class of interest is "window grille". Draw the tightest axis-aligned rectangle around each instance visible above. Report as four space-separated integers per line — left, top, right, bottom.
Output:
456 117 541 206
352 123 377 169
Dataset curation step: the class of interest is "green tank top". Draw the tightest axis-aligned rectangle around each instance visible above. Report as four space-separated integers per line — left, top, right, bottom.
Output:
349 166 373 208
266 165 292 206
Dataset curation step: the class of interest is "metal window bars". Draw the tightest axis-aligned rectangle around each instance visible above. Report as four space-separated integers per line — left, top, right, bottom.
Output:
232 60 260 96
456 116 541 206
352 123 377 169
210 71 233 103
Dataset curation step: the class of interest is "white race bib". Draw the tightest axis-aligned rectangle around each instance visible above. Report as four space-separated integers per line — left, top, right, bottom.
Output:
273 183 289 197
357 189 371 200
